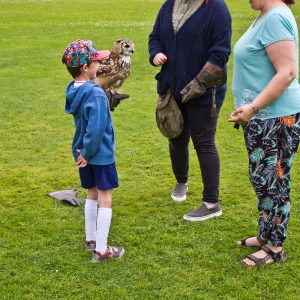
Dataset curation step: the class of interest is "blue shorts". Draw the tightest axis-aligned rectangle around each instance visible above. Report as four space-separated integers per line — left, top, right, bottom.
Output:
79 163 119 190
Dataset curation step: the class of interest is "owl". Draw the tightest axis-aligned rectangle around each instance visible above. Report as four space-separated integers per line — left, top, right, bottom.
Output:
95 38 135 89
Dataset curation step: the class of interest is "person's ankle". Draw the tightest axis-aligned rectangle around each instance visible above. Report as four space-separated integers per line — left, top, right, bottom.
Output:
267 245 282 252
95 248 108 255
203 201 218 208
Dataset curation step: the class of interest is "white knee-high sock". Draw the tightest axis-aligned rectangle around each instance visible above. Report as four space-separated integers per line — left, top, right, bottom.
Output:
96 208 112 253
85 199 98 241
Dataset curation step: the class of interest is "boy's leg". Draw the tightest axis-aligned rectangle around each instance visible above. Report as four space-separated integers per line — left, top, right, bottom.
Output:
92 163 124 261
96 189 112 254
79 164 98 248
85 188 98 243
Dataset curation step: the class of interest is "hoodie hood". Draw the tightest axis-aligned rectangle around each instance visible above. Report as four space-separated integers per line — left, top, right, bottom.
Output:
65 80 98 115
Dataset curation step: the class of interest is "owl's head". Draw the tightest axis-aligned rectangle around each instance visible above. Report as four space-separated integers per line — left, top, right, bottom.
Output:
113 38 135 57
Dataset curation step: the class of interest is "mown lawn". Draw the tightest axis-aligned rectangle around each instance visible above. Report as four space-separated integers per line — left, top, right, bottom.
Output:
1 0 300 299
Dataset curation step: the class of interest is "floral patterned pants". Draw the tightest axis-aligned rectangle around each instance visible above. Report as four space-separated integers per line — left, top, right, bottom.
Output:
243 113 300 246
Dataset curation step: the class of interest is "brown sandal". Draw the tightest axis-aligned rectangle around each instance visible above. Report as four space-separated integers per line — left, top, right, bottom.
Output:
242 245 288 267
237 236 265 248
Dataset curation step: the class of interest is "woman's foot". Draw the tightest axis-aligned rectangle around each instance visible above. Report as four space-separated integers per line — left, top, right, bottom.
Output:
237 236 265 247
242 245 287 267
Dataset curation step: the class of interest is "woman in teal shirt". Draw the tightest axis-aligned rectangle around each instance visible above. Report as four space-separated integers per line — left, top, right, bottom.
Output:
229 0 300 266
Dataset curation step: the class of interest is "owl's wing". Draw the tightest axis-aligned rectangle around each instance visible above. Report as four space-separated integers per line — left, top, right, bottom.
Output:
96 64 114 78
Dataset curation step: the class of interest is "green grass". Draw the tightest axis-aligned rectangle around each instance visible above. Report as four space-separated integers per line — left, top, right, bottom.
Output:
1 0 300 299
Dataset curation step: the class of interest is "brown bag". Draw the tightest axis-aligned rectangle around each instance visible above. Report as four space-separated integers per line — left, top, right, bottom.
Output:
155 89 184 139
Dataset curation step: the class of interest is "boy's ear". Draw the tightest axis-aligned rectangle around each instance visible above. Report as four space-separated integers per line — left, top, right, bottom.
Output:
80 64 88 72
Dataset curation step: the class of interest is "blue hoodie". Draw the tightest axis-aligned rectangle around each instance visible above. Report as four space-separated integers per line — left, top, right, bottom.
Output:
65 80 115 165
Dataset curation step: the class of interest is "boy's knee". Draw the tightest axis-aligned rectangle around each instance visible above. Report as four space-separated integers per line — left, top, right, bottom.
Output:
87 187 98 200
97 189 112 208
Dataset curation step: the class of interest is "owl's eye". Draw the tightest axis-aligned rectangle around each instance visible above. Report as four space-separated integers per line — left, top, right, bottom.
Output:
124 44 130 48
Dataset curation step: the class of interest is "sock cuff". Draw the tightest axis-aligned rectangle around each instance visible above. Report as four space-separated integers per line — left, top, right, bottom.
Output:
98 207 112 219
85 199 98 208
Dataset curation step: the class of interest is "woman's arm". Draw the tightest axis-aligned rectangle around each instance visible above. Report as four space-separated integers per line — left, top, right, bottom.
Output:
148 6 167 66
253 40 297 109
207 1 232 68
229 40 297 123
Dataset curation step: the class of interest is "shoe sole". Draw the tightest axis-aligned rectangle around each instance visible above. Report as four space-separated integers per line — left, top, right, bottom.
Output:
91 248 125 263
85 247 95 252
183 210 222 222
171 187 188 202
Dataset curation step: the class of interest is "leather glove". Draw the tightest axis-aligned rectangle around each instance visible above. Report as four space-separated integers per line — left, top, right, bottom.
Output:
104 88 129 111
180 62 227 103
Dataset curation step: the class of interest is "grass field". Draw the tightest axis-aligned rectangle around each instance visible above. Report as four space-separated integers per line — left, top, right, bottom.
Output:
1 0 300 299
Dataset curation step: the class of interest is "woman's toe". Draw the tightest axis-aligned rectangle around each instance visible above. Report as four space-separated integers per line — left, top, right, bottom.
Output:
242 258 255 266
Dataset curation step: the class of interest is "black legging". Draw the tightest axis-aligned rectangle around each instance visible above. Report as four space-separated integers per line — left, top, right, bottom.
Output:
169 104 220 203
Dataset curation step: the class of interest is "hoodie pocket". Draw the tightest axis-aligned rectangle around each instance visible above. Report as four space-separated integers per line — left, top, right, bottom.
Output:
111 125 115 143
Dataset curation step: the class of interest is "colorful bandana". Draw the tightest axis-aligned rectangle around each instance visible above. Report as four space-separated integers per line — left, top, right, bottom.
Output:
62 40 110 68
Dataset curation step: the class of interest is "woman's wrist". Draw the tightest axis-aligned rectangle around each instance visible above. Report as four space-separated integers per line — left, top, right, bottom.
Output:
250 103 259 114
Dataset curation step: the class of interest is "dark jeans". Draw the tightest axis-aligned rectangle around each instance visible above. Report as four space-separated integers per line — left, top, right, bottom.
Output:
169 104 220 203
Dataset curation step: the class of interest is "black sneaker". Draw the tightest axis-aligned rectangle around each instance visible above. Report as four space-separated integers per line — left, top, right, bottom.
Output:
183 202 222 221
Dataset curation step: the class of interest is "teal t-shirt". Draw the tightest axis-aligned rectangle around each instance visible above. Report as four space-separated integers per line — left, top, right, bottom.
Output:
232 6 300 119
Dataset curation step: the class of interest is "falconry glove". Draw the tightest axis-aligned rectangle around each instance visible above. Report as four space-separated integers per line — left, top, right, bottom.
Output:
180 62 227 116
48 189 83 206
104 88 129 112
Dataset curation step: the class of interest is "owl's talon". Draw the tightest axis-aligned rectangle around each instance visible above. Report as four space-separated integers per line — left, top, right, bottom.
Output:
104 89 129 111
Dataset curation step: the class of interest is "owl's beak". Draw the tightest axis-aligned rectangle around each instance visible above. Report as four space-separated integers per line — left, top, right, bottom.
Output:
130 48 135 54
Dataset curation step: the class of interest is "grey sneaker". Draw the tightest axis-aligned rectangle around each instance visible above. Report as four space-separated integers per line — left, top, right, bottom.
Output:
183 202 222 221
92 246 125 263
85 240 96 251
171 182 188 201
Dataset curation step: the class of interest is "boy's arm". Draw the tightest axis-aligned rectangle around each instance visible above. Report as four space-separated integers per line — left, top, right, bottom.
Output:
80 88 108 162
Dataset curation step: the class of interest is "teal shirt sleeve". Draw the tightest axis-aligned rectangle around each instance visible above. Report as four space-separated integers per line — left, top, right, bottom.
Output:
259 13 295 48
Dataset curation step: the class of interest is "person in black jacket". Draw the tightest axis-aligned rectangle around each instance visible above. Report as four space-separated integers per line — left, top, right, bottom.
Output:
149 0 231 221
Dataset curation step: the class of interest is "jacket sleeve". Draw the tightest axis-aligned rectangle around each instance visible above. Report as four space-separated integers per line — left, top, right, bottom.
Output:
80 88 108 161
207 1 232 68
148 5 164 66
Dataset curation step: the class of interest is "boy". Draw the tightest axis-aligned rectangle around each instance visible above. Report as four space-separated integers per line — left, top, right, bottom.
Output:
62 39 124 262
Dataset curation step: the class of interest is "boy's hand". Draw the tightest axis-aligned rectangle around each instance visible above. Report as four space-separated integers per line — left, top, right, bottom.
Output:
76 155 88 168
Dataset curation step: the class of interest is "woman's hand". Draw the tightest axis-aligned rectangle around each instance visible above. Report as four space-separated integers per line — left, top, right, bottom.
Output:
228 104 256 124
153 53 167 66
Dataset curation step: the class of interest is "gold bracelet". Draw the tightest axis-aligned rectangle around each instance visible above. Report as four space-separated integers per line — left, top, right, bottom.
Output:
250 103 259 114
